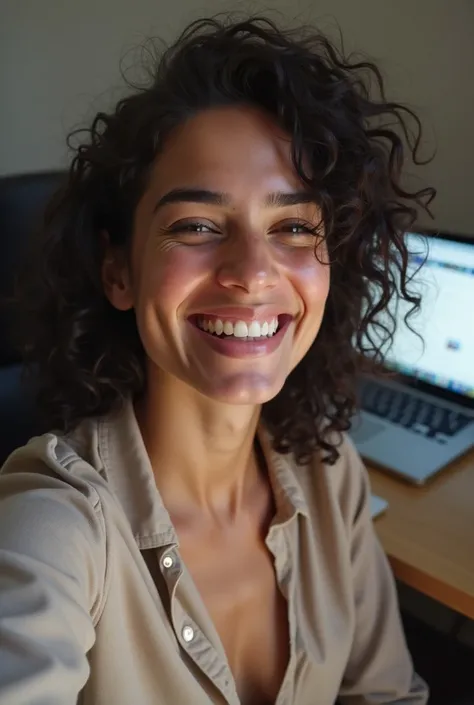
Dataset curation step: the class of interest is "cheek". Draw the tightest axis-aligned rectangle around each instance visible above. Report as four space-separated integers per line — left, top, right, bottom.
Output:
288 257 330 365
291 254 331 316
133 246 210 311
308 264 330 310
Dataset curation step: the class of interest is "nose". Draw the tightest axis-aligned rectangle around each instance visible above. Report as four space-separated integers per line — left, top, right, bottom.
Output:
216 231 280 294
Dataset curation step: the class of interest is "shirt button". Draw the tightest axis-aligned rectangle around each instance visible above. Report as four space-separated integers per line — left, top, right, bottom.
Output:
162 554 174 569
182 625 194 643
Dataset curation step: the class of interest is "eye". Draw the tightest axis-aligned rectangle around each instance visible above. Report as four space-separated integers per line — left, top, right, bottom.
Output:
161 219 224 245
168 220 219 234
272 221 319 246
285 224 313 234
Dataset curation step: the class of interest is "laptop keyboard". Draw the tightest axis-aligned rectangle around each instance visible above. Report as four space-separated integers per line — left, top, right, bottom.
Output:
360 380 472 444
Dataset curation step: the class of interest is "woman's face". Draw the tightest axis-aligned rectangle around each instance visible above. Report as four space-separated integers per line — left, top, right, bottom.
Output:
105 106 330 405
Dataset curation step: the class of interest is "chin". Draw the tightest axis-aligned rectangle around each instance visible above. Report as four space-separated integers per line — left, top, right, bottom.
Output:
199 373 286 406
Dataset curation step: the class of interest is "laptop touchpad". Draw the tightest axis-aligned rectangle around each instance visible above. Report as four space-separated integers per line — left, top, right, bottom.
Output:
351 418 386 443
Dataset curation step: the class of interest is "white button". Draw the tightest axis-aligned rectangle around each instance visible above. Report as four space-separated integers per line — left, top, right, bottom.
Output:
162 554 174 569
182 626 194 643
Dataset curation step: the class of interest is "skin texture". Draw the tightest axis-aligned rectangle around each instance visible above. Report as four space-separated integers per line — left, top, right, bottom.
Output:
102 106 330 705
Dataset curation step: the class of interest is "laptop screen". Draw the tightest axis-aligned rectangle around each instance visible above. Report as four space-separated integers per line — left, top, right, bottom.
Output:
375 232 474 400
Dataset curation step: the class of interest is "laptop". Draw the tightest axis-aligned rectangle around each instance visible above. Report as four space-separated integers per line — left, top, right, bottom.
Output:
350 230 474 485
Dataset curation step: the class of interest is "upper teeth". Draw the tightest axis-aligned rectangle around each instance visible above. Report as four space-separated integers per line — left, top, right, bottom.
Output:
199 317 279 338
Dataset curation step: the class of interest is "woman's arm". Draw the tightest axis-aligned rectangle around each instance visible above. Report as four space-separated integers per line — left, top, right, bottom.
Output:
338 442 429 705
0 455 105 705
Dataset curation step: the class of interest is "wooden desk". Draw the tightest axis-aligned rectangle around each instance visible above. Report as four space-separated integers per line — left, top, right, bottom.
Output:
368 450 474 619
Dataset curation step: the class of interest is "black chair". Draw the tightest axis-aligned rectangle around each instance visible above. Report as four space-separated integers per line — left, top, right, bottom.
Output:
0 171 65 465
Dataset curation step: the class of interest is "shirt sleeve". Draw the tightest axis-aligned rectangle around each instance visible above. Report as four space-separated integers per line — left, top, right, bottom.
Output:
338 440 429 705
0 454 105 705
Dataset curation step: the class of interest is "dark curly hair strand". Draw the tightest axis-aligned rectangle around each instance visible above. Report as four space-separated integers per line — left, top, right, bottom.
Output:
16 16 435 464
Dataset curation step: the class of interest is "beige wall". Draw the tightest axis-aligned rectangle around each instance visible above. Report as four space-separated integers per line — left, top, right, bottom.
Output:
1 0 473 234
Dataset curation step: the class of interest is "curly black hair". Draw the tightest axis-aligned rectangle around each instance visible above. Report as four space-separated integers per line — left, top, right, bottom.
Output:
16 16 435 464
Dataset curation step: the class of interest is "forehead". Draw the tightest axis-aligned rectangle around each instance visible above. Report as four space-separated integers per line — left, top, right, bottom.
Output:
147 106 305 198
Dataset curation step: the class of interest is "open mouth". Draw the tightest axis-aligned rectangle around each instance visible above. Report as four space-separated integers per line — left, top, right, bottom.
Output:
189 314 292 341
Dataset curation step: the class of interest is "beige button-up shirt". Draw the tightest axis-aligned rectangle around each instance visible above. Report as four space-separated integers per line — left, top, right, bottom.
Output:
0 401 428 705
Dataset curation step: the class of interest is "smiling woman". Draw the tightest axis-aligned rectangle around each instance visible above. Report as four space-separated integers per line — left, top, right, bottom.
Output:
0 15 433 705
101 105 330 409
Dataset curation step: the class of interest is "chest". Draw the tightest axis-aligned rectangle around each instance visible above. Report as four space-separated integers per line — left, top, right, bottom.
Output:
178 526 290 705
86 489 356 705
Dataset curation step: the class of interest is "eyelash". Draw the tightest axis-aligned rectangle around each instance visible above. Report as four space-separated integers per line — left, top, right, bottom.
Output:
168 222 220 234
277 223 319 236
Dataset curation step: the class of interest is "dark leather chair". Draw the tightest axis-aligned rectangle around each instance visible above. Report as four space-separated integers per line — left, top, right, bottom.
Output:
0 171 65 464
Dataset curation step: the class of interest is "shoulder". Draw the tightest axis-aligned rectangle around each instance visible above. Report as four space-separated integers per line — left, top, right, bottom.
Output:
0 426 109 623
295 433 370 531
322 432 369 495
0 425 107 570
0 419 104 504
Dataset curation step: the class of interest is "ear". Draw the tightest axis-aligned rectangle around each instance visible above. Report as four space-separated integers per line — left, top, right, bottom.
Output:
101 232 134 311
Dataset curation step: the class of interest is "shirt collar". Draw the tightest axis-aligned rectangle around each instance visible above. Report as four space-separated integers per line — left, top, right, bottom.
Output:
256 426 310 523
97 399 309 549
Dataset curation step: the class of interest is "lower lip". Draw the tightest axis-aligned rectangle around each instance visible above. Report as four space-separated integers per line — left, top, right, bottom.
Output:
189 318 292 359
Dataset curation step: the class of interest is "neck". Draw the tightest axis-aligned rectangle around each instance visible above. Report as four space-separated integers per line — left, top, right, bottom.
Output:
135 370 264 522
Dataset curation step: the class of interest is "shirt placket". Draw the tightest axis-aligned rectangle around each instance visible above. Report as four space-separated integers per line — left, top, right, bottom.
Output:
157 545 240 705
266 519 299 705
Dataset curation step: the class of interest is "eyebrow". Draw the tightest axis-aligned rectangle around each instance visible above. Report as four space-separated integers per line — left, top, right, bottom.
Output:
153 188 318 211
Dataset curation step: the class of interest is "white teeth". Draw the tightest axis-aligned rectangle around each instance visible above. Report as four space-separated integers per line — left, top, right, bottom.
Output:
233 321 249 338
197 316 280 338
248 321 261 337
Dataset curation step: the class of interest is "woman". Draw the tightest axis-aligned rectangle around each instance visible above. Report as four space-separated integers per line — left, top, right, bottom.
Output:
0 16 433 705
